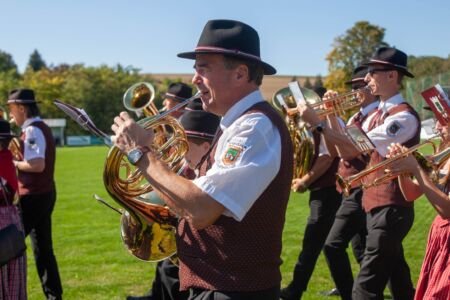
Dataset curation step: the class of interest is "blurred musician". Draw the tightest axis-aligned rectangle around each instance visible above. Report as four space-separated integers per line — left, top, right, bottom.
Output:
161 83 193 118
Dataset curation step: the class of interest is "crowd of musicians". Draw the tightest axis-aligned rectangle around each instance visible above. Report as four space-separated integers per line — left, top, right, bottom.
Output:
0 19 449 300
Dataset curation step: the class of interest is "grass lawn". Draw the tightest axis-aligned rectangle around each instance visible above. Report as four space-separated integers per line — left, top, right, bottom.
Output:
25 146 436 299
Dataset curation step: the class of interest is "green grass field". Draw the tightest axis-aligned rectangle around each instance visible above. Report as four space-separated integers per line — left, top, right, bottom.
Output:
25 146 436 299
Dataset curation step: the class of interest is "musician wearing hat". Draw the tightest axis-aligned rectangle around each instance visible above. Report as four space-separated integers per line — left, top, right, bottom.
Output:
322 65 379 300
296 47 418 299
127 98 220 300
7 89 63 300
161 83 193 119
113 19 293 300
0 119 27 299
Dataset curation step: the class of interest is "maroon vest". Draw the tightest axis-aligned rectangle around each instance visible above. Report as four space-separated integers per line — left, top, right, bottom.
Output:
362 103 420 212
308 131 340 190
18 121 56 195
335 109 377 193
177 101 293 291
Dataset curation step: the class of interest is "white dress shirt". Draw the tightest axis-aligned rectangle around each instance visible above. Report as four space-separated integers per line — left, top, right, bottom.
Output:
21 117 46 161
362 94 419 157
193 90 282 221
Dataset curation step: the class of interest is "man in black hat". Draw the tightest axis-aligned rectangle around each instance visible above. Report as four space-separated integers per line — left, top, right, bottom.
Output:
127 98 220 300
161 83 193 118
113 19 292 300
296 47 418 299
7 88 63 300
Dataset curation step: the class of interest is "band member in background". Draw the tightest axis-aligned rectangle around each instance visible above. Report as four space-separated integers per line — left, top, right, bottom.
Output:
281 90 342 300
7 89 63 300
386 120 450 299
0 119 26 300
322 65 379 299
113 19 293 300
127 98 220 300
297 47 418 299
161 83 193 118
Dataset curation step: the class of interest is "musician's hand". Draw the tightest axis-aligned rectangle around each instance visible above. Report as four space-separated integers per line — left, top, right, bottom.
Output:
111 112 154 154
297 104 320 126
322 90 338 110
385 143 418 175
292 178 308 193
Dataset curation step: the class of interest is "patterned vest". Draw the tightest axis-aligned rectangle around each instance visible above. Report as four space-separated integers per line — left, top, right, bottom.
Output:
308 131 340 190
362 103 420 212
177 101 293 291
18 121 56 195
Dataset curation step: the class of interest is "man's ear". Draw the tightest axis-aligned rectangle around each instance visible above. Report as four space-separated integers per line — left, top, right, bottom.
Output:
235 64 249 82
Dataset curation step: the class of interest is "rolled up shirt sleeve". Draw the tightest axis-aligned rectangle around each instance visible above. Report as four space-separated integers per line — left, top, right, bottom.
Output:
367 111 419 157
193 113 281 221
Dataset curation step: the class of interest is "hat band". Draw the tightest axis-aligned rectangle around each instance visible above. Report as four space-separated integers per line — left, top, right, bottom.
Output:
195 46 261 61
165 93 185 101
185 130 215 139
370 59 408 70
7 99 36 104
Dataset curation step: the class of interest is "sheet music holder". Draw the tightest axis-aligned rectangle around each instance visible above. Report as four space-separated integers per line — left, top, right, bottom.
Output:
345 124 375 152
421 84 450 125
54 99 112 146
288 81 308 106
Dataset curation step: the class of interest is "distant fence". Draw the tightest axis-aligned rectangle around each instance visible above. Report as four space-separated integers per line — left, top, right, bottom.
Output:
67 136 105 146
405 71 450 120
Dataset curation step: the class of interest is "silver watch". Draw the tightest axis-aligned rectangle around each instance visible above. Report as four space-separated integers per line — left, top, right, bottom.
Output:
127 146 150 166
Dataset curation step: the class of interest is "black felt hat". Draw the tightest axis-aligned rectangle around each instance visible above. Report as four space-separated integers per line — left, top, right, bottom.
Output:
180 100 220 140
7 88 38 104
345 65 369 85
177 19 276 75
0 119 15 139
365 47 414 78
162 83 193 102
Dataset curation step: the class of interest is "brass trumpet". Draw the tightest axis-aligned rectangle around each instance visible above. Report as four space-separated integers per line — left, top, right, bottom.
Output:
336 140 450 196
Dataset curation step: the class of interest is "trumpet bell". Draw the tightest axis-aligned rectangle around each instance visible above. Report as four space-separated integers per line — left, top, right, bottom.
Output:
123 82 159 117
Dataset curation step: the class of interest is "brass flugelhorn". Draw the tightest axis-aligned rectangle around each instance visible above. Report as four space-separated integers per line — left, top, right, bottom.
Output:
123 82 159 117
336 139 450 196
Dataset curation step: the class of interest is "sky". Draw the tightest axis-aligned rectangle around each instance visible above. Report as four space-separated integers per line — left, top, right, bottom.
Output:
1 0 449 77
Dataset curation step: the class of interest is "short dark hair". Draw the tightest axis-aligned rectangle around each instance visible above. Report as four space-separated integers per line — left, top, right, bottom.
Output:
223 56 264 86
23 103 40 118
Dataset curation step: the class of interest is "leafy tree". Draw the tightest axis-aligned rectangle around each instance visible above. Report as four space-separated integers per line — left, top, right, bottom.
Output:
325 21 389 92
27 49 47 71
303 77 313 89
313 75 324 89
408 56 450 78
0 50 18 73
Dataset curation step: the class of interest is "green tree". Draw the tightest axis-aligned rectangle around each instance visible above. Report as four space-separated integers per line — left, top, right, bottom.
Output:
27 49 47 71
0 50 18 73
408 56 450 78
313 75 323 89
325 21 389 92
303 77 313 89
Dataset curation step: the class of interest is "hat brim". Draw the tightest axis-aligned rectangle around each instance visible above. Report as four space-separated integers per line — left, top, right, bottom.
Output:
0 133 16 139
160 93 185 102
345 78 366 85
364 60 414 78
177 50 277 75
7 99 40 105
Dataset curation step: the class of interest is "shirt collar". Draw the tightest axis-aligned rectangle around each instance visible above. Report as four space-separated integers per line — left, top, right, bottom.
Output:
220 90 264 130
21 117 41 131
378 93 404 113
361 100 380 116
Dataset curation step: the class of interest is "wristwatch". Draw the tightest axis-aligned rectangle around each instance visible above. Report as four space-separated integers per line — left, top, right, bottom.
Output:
127 146 151 166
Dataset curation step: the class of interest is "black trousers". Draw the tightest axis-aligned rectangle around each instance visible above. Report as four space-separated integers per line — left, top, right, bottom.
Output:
353 205 415 300
188 284 280 300
323 188 367 300
149 258 188 300
20 190 63 300
289 186 341 292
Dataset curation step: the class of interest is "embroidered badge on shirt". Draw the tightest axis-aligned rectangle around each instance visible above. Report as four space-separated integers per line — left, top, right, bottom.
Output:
222 144 244 166
386 121 402 137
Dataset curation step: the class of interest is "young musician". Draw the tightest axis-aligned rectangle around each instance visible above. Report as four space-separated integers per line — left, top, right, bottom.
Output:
297 47 419 299
161 83 193 118
113 19 293 300
386 120 450 299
